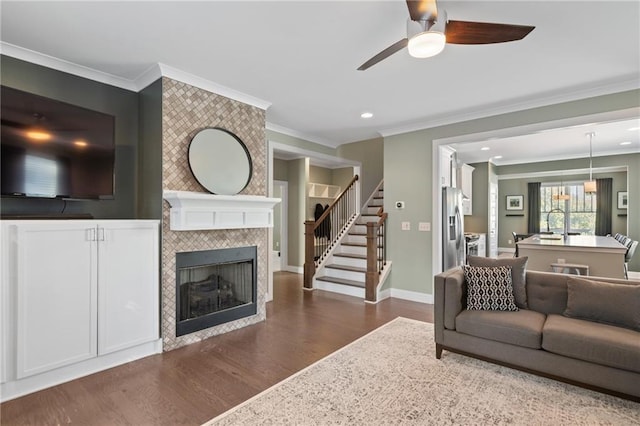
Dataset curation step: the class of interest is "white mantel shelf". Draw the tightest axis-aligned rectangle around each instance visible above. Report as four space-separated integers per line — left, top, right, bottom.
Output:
163 190 280 231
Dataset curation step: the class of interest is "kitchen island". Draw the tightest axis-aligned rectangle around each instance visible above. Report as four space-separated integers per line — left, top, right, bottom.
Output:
517 234 628 278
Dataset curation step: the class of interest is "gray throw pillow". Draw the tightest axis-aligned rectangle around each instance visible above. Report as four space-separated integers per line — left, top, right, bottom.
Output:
463 265 519 311
467 256 528 309
564 277 640 331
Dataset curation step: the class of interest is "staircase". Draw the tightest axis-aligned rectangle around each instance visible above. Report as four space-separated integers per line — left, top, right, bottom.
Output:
313 184 390 302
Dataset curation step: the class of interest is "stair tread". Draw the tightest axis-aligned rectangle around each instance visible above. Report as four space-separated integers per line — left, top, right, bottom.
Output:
315 276 365 288
341 242 382 248
333 252 382 260
325 264 366 273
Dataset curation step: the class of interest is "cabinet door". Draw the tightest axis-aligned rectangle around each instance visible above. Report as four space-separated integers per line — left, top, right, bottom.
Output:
98 222 159 355
15 223 97 378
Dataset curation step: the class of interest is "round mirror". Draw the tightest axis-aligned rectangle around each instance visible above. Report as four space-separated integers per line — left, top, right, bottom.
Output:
188 128 252 195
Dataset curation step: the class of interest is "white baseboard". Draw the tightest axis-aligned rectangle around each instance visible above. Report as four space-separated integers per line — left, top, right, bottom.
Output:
1 339 162 402
285 265 303 274
389 288 434 304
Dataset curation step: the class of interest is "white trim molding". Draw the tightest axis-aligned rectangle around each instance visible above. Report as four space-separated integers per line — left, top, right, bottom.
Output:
0 42 138 91
163 190 280 231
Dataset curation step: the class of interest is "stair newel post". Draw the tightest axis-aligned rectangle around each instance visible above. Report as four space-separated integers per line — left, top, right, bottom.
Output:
365 222 379 302
304 220 316 289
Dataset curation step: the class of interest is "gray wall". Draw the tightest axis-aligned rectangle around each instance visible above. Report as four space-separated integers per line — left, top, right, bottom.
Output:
464 162 489 233
383 89 640 295
1 55 139 219
137 79 163 219
338 137 383 204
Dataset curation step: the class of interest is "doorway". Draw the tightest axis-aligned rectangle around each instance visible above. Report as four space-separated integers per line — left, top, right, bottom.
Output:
272 180 288 273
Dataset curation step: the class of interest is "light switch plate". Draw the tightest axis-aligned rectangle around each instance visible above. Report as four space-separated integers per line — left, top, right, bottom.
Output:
418 222 430 231
401 221 411 231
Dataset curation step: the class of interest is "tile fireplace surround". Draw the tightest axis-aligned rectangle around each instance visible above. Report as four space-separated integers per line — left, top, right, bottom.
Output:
161 77 268 351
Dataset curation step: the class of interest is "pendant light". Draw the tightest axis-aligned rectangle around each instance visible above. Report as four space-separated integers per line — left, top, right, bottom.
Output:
552 174 570 201
584 132 597 193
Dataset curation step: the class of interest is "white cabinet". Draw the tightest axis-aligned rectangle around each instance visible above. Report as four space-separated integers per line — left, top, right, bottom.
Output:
458 164 475 215
15 223 98 378
439 146 455 187
97 222 159 355
1 220 161 400
308 183 340 199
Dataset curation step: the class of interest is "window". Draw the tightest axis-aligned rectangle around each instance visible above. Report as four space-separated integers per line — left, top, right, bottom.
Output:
540 183 596 235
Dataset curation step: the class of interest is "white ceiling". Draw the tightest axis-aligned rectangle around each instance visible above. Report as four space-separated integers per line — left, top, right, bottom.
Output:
1 0 639 163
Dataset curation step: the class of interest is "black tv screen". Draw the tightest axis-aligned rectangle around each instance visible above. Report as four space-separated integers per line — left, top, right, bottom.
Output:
1 86 115 200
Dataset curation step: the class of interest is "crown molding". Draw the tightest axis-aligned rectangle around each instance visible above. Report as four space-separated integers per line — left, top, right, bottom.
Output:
156 63 271 110
379 76 640 138
265 122 338 148
0 42 138 91
1 42 272 110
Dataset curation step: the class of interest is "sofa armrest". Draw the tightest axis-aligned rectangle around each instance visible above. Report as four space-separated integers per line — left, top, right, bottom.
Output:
434 267 465 343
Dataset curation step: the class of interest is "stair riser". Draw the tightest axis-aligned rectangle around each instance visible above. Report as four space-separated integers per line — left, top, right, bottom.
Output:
358 217 379 226
324 268 365 282
365 206 381 214
314 280 365 298
345 235 366 244
338 245 367 256
331 256 367 268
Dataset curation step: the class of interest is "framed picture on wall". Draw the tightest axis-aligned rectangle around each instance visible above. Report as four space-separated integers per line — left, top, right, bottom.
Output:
617 191 628 209
506 195 524 211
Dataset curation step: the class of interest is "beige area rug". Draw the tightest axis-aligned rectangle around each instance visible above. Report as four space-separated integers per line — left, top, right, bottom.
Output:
205 317 639 425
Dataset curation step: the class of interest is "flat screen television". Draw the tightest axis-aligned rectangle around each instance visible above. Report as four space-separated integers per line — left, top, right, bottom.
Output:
1 85 115 200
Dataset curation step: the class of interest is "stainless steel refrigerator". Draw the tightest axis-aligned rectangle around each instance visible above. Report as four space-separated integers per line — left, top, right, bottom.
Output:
442 186 465 270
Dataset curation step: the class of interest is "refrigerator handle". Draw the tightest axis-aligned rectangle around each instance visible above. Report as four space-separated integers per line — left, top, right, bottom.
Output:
455 207 463 247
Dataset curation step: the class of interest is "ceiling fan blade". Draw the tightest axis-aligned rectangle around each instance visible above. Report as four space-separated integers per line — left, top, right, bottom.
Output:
357 38 408 71
445 20 535 44
406 0 438 22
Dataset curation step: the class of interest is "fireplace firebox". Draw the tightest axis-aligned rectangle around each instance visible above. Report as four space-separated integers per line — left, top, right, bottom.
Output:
175 246 257 337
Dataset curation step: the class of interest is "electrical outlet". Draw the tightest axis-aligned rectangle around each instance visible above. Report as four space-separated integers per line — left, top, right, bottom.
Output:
557 258 565 264
508 239 512 244
401 221 411 231
418 222 430 232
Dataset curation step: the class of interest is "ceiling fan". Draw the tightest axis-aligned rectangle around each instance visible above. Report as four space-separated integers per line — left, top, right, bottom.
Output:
358 0 535 70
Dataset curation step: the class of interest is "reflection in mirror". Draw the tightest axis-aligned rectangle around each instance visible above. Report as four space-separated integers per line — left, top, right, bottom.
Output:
188 128 252 195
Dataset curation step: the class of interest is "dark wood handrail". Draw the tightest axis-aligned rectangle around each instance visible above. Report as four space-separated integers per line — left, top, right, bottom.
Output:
311 175 359 231
304 174 359 289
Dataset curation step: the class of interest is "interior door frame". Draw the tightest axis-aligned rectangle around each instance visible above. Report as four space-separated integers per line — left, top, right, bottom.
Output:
432 107 639 276
273 180 288 273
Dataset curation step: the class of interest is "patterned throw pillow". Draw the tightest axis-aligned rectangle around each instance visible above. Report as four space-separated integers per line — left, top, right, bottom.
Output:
463 265 519 311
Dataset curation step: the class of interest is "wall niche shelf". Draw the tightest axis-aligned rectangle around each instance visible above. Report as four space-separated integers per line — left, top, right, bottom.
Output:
308 183 340 199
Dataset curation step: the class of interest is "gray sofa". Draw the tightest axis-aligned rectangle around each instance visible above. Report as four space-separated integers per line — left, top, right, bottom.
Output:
434 264 640 401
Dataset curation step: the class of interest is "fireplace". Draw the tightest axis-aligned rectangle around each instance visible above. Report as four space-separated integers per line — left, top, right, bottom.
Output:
175 246 257 337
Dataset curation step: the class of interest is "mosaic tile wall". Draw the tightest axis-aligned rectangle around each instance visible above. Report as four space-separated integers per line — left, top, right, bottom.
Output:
161 77 268 351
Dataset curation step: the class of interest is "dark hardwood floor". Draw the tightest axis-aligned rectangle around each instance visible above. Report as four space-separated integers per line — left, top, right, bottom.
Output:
1 272 432 425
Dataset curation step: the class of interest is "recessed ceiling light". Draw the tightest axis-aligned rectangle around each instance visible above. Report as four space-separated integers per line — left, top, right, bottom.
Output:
493 155 503 159
620 141 632 145
481 147 490 151
628 127 639 131
360 112 373 119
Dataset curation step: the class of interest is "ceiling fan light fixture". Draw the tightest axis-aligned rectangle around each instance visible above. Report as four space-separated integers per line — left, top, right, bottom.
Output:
407 31 446 58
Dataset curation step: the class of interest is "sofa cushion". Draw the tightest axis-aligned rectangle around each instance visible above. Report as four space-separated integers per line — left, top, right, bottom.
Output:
456 309 546 349
467 256 528 309
542 314 640 374
564 277 640 331
463 265 518 311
